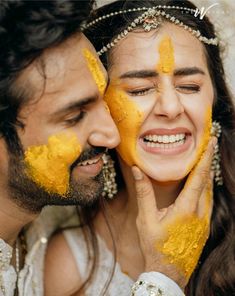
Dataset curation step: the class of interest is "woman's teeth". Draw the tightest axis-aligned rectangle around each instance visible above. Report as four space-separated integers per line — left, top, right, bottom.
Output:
144 133 186 148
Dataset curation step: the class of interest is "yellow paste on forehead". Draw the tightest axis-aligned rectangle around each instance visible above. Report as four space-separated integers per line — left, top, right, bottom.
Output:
104 85 144 166
157 36 175 74
155 181 212 280
24 132 82 195
186 106 212 175
83 48 106 95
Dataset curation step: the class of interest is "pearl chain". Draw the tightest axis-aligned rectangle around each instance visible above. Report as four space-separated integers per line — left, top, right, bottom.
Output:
82 6 218 57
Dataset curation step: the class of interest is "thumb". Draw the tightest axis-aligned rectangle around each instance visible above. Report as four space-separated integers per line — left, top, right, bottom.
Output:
132 166 160 221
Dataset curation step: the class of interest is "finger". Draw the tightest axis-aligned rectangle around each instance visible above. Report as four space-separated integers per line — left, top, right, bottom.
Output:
198 172 214 220
176 137 217 212
132 166 161 222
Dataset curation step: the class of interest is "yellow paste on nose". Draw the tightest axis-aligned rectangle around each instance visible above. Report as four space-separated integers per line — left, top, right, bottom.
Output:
157 36 175 74
83 48 106 95
155 181 212 280
25 133 82 195
104 85 144 166
186 106 212 174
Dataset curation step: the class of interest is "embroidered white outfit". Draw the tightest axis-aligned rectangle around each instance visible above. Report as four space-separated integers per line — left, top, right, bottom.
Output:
0 205 77 296
63 228 134 295
63 228 184 296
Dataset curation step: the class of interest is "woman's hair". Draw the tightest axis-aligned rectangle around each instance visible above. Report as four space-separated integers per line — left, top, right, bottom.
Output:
83 1 235 295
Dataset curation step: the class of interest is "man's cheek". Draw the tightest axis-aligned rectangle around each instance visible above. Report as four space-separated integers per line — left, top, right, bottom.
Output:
104 86 144 166
24 132 82 195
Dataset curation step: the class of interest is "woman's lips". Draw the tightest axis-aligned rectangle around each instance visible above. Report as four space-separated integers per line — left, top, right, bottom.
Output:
139 128 192 155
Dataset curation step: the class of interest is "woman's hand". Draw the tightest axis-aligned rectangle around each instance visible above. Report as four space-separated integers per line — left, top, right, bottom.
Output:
132 137 216 289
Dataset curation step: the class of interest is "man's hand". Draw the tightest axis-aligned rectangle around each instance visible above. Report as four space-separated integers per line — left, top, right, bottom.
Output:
132 137 216 289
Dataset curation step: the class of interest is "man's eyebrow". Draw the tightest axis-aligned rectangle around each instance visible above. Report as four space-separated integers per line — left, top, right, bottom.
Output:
119 67 205 80
51 96 97 118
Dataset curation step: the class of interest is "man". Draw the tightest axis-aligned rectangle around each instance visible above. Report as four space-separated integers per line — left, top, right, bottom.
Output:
0 1 120 295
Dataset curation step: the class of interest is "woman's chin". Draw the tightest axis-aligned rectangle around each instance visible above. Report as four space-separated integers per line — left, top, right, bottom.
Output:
140 165 189 183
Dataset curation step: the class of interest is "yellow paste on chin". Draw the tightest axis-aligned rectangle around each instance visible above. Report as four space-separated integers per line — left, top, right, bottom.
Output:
156 182 212 280
83 48 106 95
25 133 81 195
104 86 143 166
157 36 175 74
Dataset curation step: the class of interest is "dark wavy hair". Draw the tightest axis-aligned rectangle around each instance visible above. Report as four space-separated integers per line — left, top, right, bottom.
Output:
0 0 94 152
84 0 235 295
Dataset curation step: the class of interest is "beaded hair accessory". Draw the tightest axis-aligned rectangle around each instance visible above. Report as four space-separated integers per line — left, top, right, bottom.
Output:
83 5 218 56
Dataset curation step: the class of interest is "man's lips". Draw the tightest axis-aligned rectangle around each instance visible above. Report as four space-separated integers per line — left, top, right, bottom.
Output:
72 153 104 177
77 154 103 166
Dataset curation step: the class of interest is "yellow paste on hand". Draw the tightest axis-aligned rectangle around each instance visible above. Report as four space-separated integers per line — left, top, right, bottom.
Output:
24 133 81 195
156 182 212 279
83 48 106 95
104 85 143 166
157 36 175 74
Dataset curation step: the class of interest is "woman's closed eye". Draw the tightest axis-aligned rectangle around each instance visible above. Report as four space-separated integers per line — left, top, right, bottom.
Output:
175 84 201 94
127 87 156 96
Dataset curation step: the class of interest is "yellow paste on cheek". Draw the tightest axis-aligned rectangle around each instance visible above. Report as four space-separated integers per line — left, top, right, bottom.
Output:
186 106 212 174
155 183 212 280
104 86 144 166
24 133 81 195
157 36 175 74
83 48 106 95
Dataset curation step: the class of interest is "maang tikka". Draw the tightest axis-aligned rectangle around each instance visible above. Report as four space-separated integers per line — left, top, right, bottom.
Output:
211 121 223 185
102 153 118 199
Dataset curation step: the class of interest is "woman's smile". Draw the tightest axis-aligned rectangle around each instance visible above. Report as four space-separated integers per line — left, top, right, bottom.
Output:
139 127 192 155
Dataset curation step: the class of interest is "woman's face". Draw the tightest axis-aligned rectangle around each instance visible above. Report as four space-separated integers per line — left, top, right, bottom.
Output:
105 23 214 182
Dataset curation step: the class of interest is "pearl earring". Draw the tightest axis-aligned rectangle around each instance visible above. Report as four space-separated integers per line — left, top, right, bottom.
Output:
102 153 118 199
211 121 223 185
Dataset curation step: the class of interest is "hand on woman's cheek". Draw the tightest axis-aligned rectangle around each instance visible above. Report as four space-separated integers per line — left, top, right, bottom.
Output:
132 138 215 288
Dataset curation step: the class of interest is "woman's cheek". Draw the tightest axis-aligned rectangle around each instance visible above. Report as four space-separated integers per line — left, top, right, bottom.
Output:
104 86 144 166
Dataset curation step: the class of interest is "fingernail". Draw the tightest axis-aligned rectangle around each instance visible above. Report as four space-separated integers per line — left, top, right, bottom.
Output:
132 166 143 181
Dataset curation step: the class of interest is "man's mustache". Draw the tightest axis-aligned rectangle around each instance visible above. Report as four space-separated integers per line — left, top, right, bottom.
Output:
70 147 106 171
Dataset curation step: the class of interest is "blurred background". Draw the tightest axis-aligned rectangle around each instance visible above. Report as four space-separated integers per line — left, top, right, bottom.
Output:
96 0 235 95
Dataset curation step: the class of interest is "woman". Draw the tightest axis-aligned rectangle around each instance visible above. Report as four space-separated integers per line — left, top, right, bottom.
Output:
45 0 235 295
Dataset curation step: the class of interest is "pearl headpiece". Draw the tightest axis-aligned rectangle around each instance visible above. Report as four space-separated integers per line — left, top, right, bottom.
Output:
82 5 218 56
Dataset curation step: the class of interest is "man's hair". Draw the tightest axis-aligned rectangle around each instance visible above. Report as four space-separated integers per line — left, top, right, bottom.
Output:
0 0 94 146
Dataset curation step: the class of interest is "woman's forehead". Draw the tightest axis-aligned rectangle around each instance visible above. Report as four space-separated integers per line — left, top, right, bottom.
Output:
109 23 208 75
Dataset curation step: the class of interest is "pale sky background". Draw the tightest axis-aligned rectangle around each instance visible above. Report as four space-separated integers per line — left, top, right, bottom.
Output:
96 0 235 95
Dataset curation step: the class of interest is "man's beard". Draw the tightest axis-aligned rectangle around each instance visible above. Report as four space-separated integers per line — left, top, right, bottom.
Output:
7 142 105 213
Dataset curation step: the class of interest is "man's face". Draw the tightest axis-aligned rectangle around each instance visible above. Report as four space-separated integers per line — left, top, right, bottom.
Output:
4 34 120 212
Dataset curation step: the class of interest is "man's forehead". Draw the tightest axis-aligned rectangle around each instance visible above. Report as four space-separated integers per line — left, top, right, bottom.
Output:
17 34 102 96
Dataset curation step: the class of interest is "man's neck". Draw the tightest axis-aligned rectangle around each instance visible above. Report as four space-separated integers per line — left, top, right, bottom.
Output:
0 194 37 247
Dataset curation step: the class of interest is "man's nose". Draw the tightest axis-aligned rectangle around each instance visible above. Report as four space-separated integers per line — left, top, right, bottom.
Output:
88 102 120 149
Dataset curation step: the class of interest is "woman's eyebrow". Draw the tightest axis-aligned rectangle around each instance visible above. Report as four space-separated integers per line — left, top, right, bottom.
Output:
174 67 205 76
119 67 205 80
119 70 158 79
